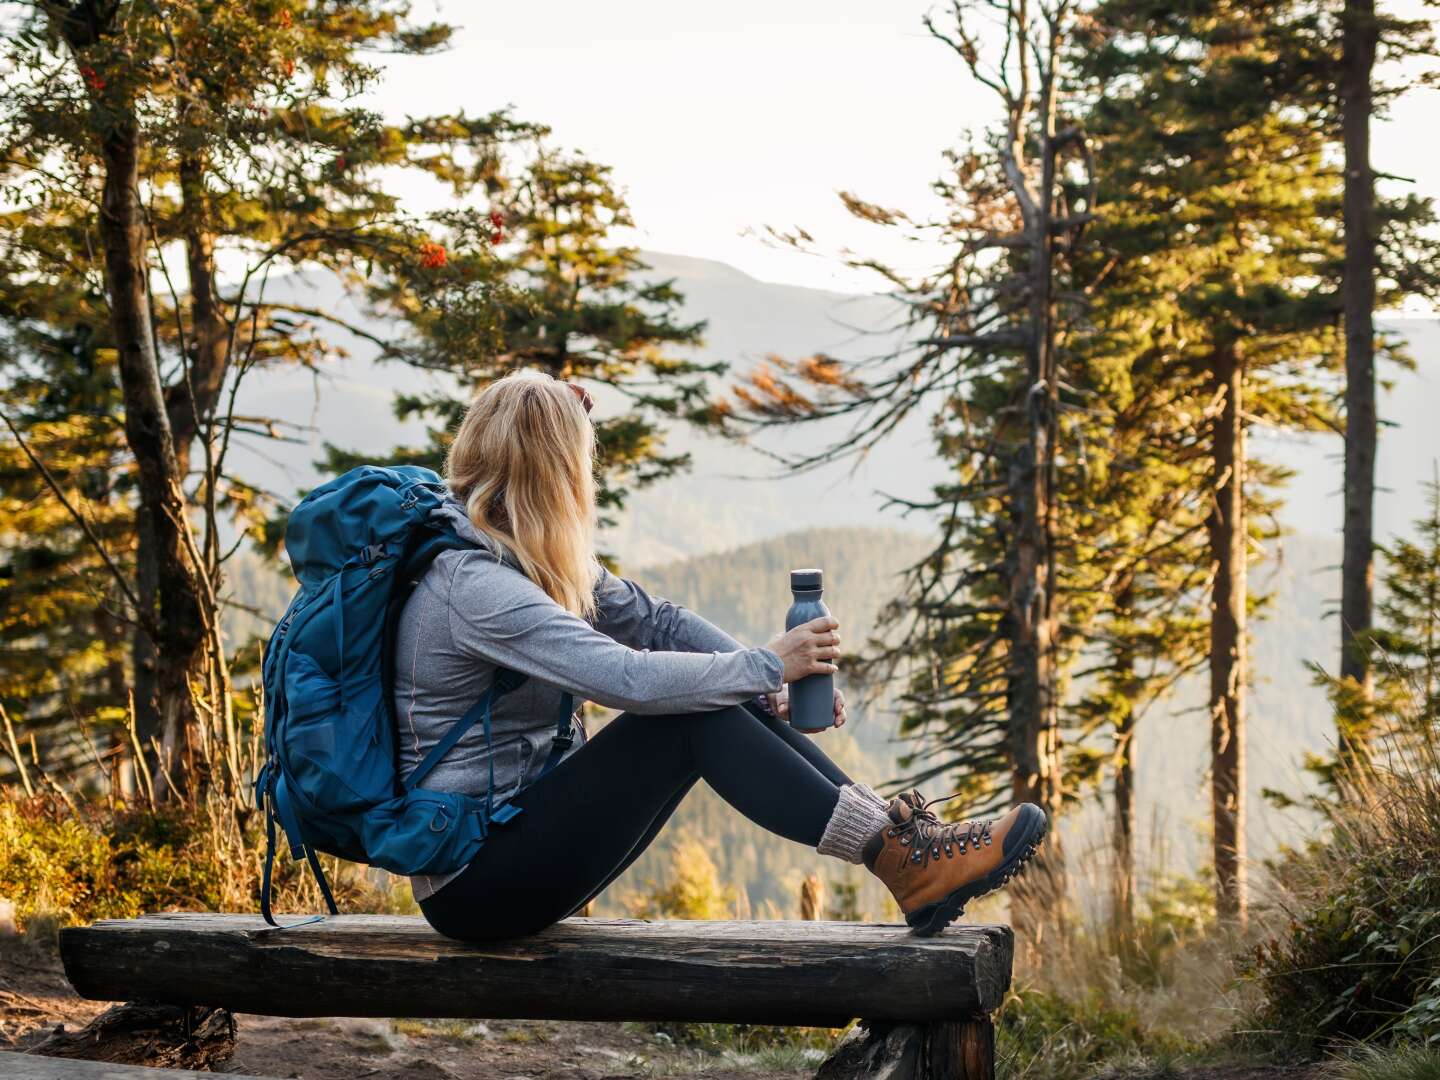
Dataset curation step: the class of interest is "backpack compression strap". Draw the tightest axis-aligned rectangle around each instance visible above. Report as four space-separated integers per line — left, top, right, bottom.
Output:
402 677 576 817
538 692 576 778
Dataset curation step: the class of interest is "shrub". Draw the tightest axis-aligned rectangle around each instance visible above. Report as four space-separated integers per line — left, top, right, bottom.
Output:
625 838 738 920
0 793 414 940
0 797 226 930
995 986 1195 1079
1249 727 1440 1047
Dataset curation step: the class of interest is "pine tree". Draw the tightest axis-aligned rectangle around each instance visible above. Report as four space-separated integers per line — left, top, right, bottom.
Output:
1080 0 1350 922
1327 0 1440 762
732 0 1106 919
325 142 724 533
1358 475 1440 730
0 285 133 776
1 0 522 792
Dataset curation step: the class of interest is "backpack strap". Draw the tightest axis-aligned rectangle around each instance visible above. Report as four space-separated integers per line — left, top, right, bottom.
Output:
537 692 576 779
258 765 337 930
402 672 521 793
403 681 574 808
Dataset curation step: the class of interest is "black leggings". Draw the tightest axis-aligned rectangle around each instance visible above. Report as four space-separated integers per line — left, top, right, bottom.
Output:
419 702 852 940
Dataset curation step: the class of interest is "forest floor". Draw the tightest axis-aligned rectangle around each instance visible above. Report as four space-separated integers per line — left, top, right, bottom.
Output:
0 936 1325 1080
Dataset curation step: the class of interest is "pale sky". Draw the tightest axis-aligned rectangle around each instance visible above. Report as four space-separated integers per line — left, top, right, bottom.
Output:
369 0 1440 295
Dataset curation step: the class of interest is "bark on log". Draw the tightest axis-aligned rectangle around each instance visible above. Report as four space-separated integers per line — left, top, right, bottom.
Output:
23 1002 234 1070
816 1018 995 1080
0 1050 275 1079
60 914 1013 1028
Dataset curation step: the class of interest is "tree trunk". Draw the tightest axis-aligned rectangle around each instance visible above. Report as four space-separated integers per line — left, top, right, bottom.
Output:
1208 343 1247 924
94 97 208 799
1112 588 1137 931
172 154 231 473
95 606 135 797
1339 0 1378 757
176 154 240 789
1113 700 1136 927
130 515 161 762
1006 51 1065 918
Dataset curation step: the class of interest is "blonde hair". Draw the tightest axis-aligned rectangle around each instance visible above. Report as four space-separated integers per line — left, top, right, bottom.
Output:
445 370 599 620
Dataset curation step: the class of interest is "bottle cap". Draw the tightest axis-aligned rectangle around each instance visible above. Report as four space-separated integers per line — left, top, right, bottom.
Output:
790 568 823 591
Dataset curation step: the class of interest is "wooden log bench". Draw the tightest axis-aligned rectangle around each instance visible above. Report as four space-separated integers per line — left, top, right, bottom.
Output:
58 914 1014 1079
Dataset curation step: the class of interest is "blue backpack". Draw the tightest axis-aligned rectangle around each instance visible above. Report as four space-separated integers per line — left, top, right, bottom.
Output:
255 465 573 926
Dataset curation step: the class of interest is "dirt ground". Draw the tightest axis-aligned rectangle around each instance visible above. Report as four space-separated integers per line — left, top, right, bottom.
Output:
0 936 1324 1080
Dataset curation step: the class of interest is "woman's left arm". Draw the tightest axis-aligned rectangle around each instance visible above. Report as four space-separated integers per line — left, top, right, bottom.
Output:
592 566 743 653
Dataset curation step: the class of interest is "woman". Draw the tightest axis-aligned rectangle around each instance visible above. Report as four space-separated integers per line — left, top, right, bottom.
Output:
394 370 1046 940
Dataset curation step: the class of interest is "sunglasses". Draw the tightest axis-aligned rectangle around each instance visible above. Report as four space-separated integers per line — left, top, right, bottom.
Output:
566 382 594 415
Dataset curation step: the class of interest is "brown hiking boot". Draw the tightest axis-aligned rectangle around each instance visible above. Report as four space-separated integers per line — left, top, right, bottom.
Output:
863 791 1047 936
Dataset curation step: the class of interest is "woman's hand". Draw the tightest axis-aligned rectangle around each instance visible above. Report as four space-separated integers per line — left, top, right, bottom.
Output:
768 616 841 684
768 686 848 733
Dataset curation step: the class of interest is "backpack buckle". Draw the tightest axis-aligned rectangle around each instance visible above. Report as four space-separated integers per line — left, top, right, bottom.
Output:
490 803 521 825
360 543 388 566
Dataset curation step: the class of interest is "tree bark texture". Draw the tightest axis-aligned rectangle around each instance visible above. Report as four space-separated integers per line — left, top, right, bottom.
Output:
817 1017 995 1080
1339 0 1379 737
1208 344 1247 923
92 88 208 797
1113 691 1137 929
0 1051 275 1080
60 915 1015 1028
25 1002 235 1070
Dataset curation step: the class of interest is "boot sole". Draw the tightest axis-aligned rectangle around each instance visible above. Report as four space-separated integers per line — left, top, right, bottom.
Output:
905 803 1049 937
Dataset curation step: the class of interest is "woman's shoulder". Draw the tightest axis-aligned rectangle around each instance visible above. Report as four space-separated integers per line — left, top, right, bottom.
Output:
439 543 552 609
435 543 523 588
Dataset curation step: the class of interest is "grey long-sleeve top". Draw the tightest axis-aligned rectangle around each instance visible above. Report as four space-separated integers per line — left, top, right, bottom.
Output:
393 500 784 899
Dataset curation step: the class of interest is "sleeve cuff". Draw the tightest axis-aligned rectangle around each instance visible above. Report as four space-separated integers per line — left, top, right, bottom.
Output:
754 647 785 693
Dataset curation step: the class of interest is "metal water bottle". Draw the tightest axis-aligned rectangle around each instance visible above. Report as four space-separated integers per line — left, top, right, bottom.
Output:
785 568 834 731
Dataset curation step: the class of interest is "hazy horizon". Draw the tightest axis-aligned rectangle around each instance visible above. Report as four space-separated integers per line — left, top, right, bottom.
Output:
363 0 1440 301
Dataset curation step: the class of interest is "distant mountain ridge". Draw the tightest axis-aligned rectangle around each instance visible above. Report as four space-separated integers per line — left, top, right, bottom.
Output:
225 254 1438 566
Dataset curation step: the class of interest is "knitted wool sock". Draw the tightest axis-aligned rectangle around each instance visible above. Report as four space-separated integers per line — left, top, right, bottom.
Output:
817 783 892 864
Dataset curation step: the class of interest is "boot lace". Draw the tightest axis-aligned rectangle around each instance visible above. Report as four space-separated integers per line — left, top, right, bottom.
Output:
890 790 993 865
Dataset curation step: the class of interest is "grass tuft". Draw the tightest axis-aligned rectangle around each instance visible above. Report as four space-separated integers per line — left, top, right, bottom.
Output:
1325 1045 1440 1080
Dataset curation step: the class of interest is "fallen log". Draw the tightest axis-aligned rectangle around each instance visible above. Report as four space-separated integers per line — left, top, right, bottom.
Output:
61 914 1013 1028
60 913 1014 1079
